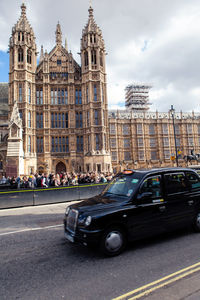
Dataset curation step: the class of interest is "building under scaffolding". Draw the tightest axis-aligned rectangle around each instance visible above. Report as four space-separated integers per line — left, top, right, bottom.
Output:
125 84 152 111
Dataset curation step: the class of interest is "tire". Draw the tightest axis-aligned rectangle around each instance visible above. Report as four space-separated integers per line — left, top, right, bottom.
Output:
193 212 200 232
100 226 127 256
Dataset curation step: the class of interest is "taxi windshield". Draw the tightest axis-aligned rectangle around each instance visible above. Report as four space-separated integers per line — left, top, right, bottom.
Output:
102 172 142 199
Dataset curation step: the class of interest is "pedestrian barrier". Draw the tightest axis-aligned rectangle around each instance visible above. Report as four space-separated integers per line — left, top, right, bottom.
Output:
0 183 107 209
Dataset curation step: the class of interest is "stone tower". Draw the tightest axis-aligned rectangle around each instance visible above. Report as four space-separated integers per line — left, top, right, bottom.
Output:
6 3 112 175
8 3 37 174
81 6 112 172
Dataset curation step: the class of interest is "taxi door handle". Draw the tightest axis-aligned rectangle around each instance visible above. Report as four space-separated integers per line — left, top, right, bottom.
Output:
188 200 194 206
159 206 166 212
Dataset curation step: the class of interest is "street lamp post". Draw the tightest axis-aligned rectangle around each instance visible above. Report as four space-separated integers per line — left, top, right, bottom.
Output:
170 105 179 167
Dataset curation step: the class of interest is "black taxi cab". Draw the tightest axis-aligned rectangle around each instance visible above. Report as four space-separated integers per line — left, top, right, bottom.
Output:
64 168 200 256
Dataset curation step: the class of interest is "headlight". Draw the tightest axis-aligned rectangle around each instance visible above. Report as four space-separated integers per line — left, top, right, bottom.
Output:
85 216 92 226
65 206 70 216
78 215 92 227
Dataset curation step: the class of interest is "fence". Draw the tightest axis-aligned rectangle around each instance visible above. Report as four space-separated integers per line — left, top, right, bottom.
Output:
0 183 107 209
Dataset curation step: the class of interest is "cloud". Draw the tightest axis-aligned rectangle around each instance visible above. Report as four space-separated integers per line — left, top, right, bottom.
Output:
0 0 200 112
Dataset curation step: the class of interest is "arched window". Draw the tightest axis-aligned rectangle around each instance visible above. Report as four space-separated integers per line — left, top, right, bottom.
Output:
27 49 32 64
28 85 31 103
19 84 23 102
91 50 96 64
18 32 20 41
18 48 23 62
84 51 88 66
100 51 103 67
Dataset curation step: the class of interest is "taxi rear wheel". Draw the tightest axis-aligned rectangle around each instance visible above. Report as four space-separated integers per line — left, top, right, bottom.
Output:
193 212 200 232
100 226 127 256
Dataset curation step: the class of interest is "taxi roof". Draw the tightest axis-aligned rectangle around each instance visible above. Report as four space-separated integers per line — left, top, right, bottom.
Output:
121 167 196 176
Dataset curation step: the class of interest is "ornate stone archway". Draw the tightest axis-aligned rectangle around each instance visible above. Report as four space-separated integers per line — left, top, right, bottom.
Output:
56 161 66 174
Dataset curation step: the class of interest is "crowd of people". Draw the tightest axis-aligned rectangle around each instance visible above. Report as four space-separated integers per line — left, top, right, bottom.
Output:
0 171 114 189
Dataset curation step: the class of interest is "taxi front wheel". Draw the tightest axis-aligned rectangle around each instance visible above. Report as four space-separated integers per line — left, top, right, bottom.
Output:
100 226 127 256
193 212 200 232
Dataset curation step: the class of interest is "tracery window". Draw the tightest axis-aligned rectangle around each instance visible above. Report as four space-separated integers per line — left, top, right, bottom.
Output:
91 50 96 64
19 84 23 102
100 51 103 67
51 136 69 153
51 113 68 128
109 124 116 134
36 88 43 105
87 111 90 127
28 85 31 103
96 134 100 150
124 138 130 148
37 137 43 153
77 136 83 152
111 151 117 161
75 88 82 104
76 112 83 128
27 49 32 64
149 124 155 135
137 123 143 135
36 113 43 128
84 51 88 66
51 88 68 105
18 48 23 62
123 124 130 135
94 84 97 101
162 124 168 135
28 111 31 128
28 136 31 152
124 151 131 161
94 110 99 125
110 138 116 148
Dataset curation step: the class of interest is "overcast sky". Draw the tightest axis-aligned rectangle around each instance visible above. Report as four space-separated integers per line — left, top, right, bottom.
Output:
0 0 200 112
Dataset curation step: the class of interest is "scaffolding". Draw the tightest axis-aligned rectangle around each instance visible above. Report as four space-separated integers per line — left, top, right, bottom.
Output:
125 83 152 111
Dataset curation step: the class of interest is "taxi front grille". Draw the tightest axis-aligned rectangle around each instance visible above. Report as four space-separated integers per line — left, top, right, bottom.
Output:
67 209 78 233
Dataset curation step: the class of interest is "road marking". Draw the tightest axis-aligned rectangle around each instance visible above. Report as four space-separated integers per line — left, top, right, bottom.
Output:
0 224 63 236
113 261 200 300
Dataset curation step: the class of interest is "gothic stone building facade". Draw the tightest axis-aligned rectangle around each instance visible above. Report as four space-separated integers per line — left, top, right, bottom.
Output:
6 4 111 176
0 4 200 176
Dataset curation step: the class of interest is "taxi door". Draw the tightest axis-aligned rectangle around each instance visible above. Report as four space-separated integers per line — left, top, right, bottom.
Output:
128 175 166 239
163 172 194 230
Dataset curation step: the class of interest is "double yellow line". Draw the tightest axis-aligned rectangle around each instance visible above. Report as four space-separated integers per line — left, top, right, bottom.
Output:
113 261 200 300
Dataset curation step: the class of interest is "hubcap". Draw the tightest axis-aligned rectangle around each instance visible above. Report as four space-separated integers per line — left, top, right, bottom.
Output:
196 213 200 229
105 231 123 252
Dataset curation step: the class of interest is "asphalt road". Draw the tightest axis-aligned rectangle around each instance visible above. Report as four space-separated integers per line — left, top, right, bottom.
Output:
1 203 200 300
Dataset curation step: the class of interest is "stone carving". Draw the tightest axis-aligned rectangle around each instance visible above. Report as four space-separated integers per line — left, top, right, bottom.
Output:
9 100 22 129
108 110 200 121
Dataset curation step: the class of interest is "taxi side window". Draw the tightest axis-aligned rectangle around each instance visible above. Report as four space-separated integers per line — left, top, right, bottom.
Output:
164 173 186 194
140 176 161 199
185 172 200 189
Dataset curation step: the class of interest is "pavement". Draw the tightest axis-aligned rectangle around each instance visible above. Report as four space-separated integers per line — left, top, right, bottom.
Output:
137 272 200 300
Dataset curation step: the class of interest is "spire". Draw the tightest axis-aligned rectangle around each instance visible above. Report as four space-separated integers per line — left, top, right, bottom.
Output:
65 37 68 52
21 3 26 17
82 3 99 35
89 0 93 17
56 22 62 46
